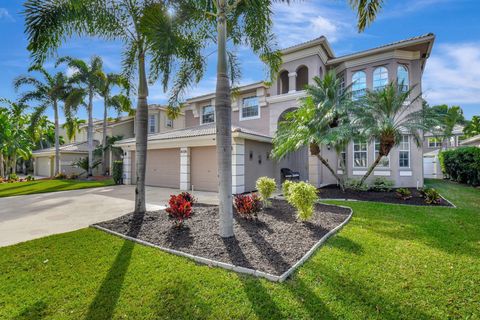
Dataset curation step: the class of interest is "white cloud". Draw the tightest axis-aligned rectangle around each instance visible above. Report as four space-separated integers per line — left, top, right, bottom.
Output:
423 42 480 105
0 8 14 22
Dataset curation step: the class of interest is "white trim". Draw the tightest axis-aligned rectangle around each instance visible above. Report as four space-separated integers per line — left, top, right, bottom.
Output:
399 135 411 169
353 140 368 169
239 96 261 121
200 105 215 125
353 170 367 176
337 170 344 174
374 170 391 176
266 90 306 104
399 171 413 177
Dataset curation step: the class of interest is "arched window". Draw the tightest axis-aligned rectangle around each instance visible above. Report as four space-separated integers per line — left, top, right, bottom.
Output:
296 66 309 91
279 70 289 94
352 71 366 100
397 65 409 92
373 67 388 91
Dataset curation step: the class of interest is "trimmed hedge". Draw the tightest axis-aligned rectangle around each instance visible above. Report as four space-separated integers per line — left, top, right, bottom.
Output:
440 147 480 186
112 160 123 185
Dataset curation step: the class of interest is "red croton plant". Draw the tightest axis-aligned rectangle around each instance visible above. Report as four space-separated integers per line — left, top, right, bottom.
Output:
166 194 193 228
234 193 262 220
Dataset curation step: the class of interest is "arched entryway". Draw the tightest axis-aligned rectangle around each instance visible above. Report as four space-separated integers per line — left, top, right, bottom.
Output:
296 65 309 91
278 70 289 94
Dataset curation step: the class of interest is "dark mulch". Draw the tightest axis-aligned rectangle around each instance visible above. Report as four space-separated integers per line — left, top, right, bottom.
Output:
95 199 350 275
318 185 452 207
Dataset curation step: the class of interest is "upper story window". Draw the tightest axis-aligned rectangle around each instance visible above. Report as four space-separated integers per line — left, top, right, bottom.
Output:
148 114 156 134
428 137 442 148
241 96 260 120
279 70 289 94
201 105 215 124
373 67 388 91
353 140 368 168
352 71 366 100
397 65 409 92
165 117 173 128
399 135 410 168
374 139 390 167
296 66 309 91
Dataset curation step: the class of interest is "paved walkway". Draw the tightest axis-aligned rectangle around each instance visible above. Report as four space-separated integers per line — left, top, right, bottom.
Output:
0 185 218 247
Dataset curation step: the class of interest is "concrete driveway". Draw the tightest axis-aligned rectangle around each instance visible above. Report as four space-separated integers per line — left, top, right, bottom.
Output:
0 185 218 247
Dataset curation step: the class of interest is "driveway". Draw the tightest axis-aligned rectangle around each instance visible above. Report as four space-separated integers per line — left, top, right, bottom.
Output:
0 185 218 247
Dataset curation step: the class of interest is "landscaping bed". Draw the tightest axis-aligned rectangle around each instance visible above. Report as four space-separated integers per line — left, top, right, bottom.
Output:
95 199 351 276
318 185 453 206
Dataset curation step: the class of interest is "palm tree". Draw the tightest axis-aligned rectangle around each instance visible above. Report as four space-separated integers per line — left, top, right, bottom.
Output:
463 115 480 138
56 56 105 177
96 72 131 175
431 104 465 149
24 0 205 214
273 71 353 190
352 82 440 185
62 117 86 143
14 68 71 176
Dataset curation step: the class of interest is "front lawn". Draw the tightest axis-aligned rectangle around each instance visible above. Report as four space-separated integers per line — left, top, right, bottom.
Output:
0 178 115 197
0 179 478 319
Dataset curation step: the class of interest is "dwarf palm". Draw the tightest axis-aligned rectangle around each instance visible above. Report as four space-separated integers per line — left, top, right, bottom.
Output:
24 0 205 214
14 68 72 176
352 82 439 185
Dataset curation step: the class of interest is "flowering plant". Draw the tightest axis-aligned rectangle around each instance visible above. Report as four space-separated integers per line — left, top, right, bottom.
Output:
234 193 262 219
166 194 193 228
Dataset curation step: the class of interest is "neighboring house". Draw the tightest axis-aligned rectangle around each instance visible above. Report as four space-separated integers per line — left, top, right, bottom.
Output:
116 33 435 192
423 125 464 179
460 134 480 147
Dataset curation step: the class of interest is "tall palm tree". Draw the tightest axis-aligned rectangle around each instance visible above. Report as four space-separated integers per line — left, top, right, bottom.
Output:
96 72 132 175
56 56 105 176
273 72 353 190
14 68 72 176
352 82 439 185
24 0 204 214
431 104 465 149
464 115 480 138
62 117 86 142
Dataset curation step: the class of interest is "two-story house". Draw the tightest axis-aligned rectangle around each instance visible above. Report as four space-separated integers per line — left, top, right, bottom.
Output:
116 33 435 192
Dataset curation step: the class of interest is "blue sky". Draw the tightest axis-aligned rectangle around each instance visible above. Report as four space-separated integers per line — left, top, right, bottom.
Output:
0 0 479 122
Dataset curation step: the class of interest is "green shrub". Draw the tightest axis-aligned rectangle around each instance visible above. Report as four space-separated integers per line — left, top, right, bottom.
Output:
282 180 295 198
395 188 412 200
345 178 369 192
256 176 276 206
370 177 395 192
26 175 35 181
112 160 123 185
421 188 442 204
440 147 480 186
285 181 318 221
8 173 19 182
55 172 67 180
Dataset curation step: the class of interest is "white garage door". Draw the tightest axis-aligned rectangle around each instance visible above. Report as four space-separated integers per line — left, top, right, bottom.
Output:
145 149 180 188
423 157 437 179
191 146 218 192
36 157 51 177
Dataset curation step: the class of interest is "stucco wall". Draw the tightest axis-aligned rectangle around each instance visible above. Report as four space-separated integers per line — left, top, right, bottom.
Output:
244 140 275 191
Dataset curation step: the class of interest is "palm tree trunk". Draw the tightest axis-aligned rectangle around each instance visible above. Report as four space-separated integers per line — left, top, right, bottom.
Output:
102 95 108 175
54 100 60 176
0 153 4 178
315 154 345 192
87 90 94 177
360 153 386 186
134 51 148 214
216 0 233 238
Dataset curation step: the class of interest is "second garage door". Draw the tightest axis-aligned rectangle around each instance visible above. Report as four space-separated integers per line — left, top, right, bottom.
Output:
191 146 218 192
145 148 180 188
36 156 52 177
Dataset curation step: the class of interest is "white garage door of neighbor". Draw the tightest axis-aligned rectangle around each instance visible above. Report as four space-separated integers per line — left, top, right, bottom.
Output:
423 157 437 178
191 146 218 192
36 157 51 177
145 149 180 188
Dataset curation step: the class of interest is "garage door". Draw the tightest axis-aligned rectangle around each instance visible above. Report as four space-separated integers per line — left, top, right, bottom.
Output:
191 146 218 192
36 157 51 177
145 149 180 188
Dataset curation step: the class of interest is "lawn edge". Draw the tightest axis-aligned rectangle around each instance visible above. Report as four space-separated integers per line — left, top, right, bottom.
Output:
91 204 353 283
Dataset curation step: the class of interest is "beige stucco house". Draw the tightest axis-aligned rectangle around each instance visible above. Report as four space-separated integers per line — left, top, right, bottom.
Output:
116 33 435 192
459 134 480 147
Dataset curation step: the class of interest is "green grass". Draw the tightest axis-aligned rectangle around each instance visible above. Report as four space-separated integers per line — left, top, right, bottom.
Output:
0 178 115 197
0 179 478 319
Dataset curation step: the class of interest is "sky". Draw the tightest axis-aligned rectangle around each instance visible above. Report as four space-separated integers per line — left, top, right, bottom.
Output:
0 0 479 122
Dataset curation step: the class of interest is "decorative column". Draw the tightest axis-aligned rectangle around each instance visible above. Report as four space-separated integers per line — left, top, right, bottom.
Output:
180 147 191 191
288 72 297 93
308 154 321 187
123 150 132 185
232 139 245 194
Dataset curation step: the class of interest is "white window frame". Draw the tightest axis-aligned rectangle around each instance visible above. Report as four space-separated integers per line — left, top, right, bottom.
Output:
373 66 389 91
399 135 410 168
200 105 215 124
428 137 441 148
240 96 260 121
352 71 367 100
338 150 347 168
374 139 390 167
165 117 174 128
397 65 409 92
353 140 368 168
148 114 156 134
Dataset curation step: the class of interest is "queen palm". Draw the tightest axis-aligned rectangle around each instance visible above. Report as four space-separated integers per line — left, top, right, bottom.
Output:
25 0 205 214
14 68 72 176
352 82 440 185
62 117 86 143
96 72 132 175
431 104 465 149
463 115 480 138
273 71 353 191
